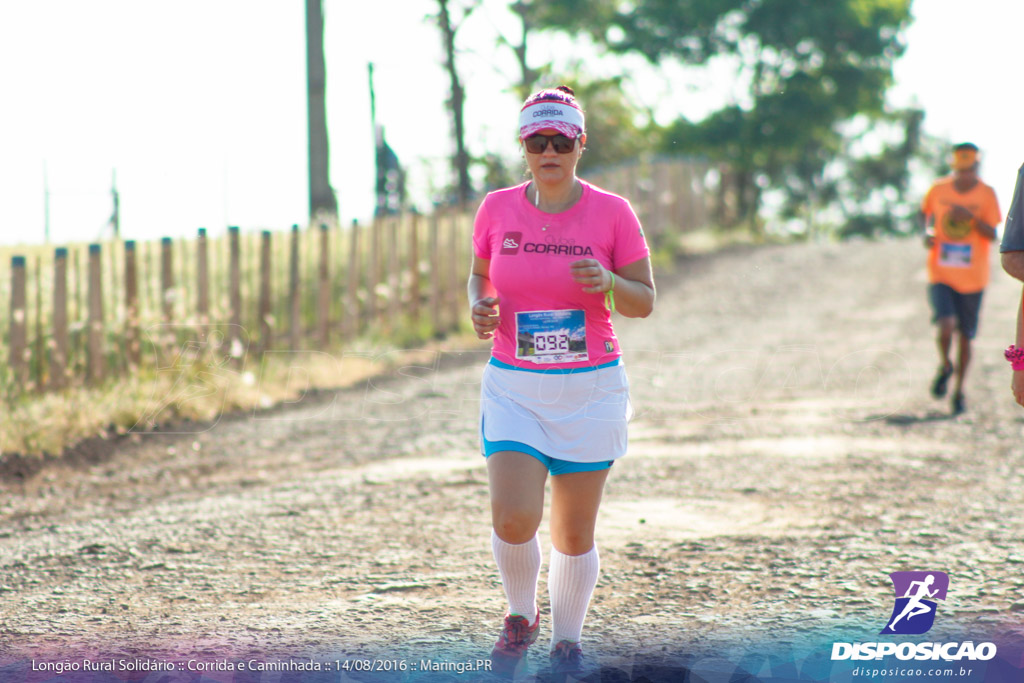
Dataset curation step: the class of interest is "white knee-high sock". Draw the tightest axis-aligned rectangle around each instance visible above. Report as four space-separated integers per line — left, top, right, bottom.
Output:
491 530 541 621
548 545 600 648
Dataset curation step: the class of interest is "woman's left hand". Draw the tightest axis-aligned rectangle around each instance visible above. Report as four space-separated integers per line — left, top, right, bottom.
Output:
570 259 612 294
1013 370 1024 407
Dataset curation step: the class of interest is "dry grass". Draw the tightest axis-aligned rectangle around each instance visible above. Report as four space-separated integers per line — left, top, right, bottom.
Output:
0 326 476 458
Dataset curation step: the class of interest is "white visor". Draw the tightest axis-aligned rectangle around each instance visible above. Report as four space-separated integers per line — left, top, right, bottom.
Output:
518 101 585 140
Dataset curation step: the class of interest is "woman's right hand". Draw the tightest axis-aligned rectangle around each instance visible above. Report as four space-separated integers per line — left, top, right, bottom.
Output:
470 297 501 339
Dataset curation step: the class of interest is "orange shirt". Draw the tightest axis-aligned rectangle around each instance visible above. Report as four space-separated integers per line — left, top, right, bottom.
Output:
922 176 1001 293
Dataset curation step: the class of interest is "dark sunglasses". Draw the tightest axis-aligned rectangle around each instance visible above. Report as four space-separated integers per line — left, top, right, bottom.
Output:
523 133 578 154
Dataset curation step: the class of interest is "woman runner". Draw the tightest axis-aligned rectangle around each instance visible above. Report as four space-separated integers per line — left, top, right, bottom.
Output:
467 85 655 679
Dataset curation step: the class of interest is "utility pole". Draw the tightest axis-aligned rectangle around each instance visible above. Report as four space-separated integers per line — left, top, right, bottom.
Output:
306 0 337 218
43 162 51 244
370 63 389 216
110 169 120 239
368 63 377 132
369 63 385 216
368 63 406 216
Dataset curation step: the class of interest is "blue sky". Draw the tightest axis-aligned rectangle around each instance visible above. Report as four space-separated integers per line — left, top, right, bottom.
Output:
0 0 1020 246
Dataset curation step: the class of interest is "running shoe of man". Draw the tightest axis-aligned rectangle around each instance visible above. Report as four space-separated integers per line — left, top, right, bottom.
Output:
952 391 966 415
931 362 953 398
489 611 540 677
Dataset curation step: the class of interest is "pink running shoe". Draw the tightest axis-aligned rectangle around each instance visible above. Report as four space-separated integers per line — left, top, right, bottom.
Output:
489 611 540 676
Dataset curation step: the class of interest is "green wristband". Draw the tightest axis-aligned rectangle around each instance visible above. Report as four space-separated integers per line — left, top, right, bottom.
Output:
606 272 616 314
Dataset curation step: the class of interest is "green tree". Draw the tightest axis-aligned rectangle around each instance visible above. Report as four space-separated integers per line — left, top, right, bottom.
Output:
490 4 654 172
433 0 480 205
558 71 655 174
530 0 913 232
497 1 547 101
834 107 952 238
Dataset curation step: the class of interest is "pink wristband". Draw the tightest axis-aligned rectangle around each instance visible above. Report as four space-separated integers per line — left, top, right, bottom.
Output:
1005 345 1024 370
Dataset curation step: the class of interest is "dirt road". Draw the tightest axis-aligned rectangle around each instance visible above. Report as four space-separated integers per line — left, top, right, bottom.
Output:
3 237 1024 681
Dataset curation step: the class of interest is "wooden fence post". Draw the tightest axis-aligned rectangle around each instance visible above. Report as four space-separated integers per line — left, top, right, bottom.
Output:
9 256 27 388
259 230 272 354
160 237 174 324
87 244 105 386
651 161 664 244
124 241 140 370
409 213 420 327
448 210 461 331
33 255 43 389
71 247 84 379
106 242 119 347
369 218 380 327
626 164 640 227
430 212 441 333
142 241 153 322
52 248 69 390
318 223 330 346
289 224 301 350
668 161 683 233
159 236 176 363
680 163 695 230
390 215 401 313
346 220 361 337
693 162 709 229
228 226 241 363
380 216 395 335
197 228 209 325
73 246 82 338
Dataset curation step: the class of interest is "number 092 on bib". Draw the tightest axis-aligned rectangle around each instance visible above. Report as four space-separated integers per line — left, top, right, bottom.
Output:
515 309 589 364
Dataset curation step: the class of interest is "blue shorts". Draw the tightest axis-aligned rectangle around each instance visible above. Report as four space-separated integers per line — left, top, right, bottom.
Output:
929 283 983 339
482 438 613 476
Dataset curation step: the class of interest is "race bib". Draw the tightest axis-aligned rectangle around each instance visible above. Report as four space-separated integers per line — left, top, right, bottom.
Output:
939 243 972 268
515 310 588 364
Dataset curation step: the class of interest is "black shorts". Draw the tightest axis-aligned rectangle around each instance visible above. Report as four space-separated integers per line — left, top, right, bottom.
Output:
929 283 983 339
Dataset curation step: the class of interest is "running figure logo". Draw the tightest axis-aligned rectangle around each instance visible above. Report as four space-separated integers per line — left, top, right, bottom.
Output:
881 571 949 635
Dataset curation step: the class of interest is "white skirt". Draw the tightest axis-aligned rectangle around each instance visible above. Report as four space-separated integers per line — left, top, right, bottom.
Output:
479 359 632 464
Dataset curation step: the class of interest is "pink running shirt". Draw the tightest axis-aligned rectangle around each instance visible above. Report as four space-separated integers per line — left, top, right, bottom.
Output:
473 180 650 370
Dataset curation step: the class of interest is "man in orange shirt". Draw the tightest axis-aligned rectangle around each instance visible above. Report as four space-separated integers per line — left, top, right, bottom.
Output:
921 142 1002 415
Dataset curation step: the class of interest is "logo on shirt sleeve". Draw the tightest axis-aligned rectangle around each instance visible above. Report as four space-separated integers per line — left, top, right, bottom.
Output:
500 232 523 255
